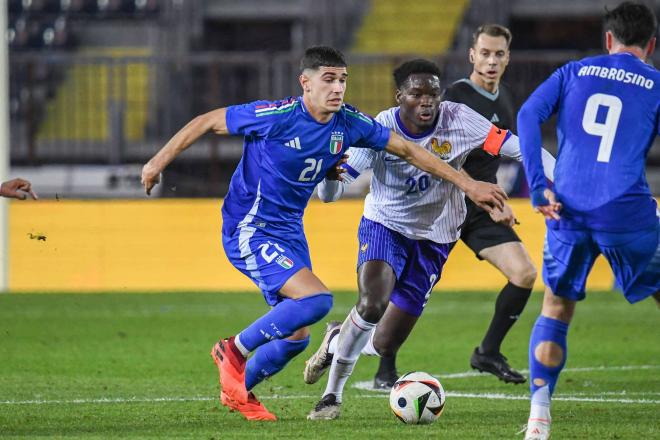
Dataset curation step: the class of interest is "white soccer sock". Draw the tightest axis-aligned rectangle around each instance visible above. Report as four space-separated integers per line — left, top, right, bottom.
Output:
323 307 376 402
360 327 379 356
529 385 552 421
328 331 338 355
233 334 250 357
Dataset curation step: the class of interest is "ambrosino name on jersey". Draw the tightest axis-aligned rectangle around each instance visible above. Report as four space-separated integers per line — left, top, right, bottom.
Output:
577 65 654 89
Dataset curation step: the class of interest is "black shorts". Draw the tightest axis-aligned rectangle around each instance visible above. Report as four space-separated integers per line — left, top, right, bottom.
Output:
460 199 521 259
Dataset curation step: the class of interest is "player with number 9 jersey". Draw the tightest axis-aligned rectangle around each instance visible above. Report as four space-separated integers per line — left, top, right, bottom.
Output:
519 52 659 233
517 4 659 438
519 49 660 304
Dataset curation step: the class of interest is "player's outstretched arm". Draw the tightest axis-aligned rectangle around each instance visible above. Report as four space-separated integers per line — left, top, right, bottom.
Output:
0 178 37 200
385 131 506 211
141 108 229 195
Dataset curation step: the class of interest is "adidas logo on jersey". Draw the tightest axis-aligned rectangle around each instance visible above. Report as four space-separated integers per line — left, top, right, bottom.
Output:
490 113 500 123
285 137 301 150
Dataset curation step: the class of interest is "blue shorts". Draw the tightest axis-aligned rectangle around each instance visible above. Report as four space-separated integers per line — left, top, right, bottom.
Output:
543 222 660 304
357 217 453 317
222 225 311 306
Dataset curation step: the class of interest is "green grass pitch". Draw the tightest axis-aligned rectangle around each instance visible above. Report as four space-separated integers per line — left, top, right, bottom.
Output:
0 290 658 439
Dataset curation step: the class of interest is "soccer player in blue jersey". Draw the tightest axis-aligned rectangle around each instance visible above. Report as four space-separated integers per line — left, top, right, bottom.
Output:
517 3 660 439
141 46 507 421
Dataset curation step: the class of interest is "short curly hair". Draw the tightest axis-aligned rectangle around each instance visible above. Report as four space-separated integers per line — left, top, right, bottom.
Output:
393 59 442 89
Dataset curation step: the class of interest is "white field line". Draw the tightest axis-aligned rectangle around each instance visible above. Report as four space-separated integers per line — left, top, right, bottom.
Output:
1 392 659 406
440 364 660 379
1 365 658 406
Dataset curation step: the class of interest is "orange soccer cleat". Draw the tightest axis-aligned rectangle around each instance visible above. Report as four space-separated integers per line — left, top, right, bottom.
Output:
211 336 248 405
221 391 277 421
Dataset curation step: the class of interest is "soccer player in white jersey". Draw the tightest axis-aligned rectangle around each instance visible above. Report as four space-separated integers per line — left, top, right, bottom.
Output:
518 3 659 439
141 47 507 421
370 24 539 389
304 59 556 420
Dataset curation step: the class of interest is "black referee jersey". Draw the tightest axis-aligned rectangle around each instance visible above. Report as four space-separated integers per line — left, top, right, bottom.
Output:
442 79 517 184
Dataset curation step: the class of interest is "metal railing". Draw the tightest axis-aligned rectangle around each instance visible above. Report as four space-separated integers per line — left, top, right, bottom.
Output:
9 50 660 165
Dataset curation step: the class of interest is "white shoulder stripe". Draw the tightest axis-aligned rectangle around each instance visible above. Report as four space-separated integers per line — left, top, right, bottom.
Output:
254 101 297 114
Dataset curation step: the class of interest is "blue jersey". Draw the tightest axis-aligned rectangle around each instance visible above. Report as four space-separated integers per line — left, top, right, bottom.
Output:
222 96 390 235
518 52 659 232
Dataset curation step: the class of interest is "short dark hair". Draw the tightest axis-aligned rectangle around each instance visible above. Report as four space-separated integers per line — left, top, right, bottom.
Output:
300 46 347 71
393 59 442 89
472 24 512 48
604 1 657 48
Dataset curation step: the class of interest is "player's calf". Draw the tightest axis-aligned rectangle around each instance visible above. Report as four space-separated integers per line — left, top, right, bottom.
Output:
246 337 309 390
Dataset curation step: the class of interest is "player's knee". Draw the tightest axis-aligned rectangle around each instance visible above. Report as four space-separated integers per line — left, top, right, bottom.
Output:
533 341 564 368
288 327 310 340
296 293 333 325
356 293 388 323
510 263 537 289
281 336 309 358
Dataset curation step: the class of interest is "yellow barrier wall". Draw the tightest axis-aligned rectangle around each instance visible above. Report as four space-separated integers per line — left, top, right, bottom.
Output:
10 199 614 292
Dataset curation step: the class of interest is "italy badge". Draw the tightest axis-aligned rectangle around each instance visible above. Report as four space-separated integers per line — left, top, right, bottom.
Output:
330 132 344 154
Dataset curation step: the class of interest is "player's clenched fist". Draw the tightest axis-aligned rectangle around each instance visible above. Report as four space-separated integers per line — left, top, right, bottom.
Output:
141 163 162 196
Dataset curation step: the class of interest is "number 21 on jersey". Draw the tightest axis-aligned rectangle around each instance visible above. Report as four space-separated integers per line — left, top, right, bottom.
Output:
581 93 622 163
298 158 323 182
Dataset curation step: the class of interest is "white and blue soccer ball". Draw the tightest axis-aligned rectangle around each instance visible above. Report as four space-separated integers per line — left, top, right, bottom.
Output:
389 371 446 425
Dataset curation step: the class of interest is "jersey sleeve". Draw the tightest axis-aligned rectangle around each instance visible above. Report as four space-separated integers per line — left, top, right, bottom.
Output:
344 106 391 151
517 65 565 205
317 146 375 202
225 99 293 138
451 103 509 155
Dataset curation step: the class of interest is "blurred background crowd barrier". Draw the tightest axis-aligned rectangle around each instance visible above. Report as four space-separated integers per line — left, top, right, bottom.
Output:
6 0 660 291
12 199 615 291
9 0 660 198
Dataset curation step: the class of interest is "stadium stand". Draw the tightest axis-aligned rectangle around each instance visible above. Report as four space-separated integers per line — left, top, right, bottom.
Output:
7 0 660 196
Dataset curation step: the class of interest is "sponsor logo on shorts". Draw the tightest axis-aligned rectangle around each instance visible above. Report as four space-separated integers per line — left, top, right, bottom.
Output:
360 242 369 253
276 255 294 269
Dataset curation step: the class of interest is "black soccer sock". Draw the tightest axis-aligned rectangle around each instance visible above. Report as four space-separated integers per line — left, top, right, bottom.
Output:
376 355 397 377
480 282 532 355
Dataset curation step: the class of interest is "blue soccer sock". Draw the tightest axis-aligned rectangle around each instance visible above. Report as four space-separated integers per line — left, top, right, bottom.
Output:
236 293 332 353
245 337 310 390
528 315 569 418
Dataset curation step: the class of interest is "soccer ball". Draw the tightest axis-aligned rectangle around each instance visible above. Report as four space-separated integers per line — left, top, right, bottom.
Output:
389 371 446 425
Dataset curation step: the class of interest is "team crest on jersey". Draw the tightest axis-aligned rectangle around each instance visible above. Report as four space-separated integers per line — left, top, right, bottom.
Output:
330 132 344 154
431 138 452 160
276 255 294 270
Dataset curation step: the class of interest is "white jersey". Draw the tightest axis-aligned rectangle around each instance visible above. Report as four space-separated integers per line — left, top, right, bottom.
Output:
339 102 505 243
